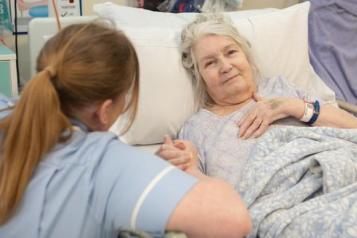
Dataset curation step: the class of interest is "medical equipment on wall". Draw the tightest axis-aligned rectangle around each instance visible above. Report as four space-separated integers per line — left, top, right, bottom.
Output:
48 0 82 17
0 0 12 40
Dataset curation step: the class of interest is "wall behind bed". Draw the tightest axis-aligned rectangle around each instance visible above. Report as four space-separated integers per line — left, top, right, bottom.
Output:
2 0 129 86
241 0 300 9
4 0 301 88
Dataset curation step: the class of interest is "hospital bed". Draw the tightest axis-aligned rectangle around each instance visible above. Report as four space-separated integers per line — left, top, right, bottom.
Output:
29 1 344 151
28 1 357 237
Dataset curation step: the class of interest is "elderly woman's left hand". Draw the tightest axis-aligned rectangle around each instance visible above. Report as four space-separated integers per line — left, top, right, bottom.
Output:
237 94 288 139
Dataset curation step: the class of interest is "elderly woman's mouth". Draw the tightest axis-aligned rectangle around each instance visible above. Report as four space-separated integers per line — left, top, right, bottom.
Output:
222 74 242 84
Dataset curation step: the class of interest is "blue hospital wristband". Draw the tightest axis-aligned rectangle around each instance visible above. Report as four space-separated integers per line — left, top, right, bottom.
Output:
306 100 320 125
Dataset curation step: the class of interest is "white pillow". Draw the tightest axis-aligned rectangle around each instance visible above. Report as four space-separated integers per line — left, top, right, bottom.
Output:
241 3 335 102
94 2 335 145
110 26 196 145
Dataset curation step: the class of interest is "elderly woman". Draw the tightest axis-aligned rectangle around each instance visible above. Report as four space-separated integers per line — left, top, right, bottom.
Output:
156 14 357 237
157 13 357 185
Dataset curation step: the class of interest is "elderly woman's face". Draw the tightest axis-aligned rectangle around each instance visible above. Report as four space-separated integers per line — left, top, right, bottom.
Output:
194 34 256 106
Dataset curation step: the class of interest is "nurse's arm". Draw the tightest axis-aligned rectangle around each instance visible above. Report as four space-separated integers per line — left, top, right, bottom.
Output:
166 172 252 238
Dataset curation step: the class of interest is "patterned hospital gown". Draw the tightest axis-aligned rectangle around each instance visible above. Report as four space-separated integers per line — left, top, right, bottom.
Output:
179 76 320 186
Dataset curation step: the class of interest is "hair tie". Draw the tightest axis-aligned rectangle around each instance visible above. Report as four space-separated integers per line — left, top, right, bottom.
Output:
44 66 57 78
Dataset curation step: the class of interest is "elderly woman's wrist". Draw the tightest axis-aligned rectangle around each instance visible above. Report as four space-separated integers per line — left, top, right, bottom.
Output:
283 98 305 119
269 97 299 119
186 166 205 179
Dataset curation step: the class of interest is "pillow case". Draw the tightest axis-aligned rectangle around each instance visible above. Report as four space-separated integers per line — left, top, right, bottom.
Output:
94 2 335 145
108 26 196 145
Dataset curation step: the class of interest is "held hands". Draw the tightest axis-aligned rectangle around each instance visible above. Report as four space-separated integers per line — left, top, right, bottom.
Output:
238 93 289 139
156 135 198 171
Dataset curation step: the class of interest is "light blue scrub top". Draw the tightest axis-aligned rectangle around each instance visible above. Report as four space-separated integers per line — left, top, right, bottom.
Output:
0 94 198 238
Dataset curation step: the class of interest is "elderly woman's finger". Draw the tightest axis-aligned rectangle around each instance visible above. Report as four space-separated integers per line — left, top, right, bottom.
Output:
160 143 178 151
158 151 190 170
252 121 269 138
239 111 257 137
177 164 189 171
241 117 262 139
159 147 193 162
174 141 186 150
156 142 177 155
169 156 191 166
174 140 198 157
158 148 181 158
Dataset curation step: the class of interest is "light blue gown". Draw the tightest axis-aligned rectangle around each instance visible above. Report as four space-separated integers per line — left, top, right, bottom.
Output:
0 94 197 238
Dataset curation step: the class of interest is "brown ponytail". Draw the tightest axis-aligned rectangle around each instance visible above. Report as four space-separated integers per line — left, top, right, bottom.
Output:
0 69 71 223
0 21 139 224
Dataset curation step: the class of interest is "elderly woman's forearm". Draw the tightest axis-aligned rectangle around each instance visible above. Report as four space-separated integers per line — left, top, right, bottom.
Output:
314 105 357 128
282 99 357 128
276 97 305 120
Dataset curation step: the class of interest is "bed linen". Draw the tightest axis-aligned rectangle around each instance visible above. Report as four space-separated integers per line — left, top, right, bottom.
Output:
308 0 357 105
238 126 357 238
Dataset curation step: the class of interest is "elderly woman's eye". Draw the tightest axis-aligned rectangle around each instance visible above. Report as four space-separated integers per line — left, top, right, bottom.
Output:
205 60 215 67
228 49 238 55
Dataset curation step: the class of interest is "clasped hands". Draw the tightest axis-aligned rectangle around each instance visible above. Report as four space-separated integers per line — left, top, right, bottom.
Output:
156 135 198 171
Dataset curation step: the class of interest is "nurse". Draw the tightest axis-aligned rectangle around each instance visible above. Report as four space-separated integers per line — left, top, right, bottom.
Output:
0 21 251 237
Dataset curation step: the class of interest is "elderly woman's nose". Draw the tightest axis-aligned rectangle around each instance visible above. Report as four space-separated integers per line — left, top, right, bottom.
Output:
220 58 233 73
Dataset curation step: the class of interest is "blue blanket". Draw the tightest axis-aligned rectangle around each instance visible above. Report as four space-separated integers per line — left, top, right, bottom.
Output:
309 0 357 104
237 126 357 238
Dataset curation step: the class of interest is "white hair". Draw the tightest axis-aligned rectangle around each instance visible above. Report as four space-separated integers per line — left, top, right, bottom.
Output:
181 13 259 108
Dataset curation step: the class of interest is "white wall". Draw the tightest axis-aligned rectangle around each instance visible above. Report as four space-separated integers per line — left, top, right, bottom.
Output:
241 0 300 9
84 0 302 11
83 0 128 15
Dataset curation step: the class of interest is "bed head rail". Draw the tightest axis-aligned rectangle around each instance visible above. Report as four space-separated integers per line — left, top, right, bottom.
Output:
28 16 97 77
